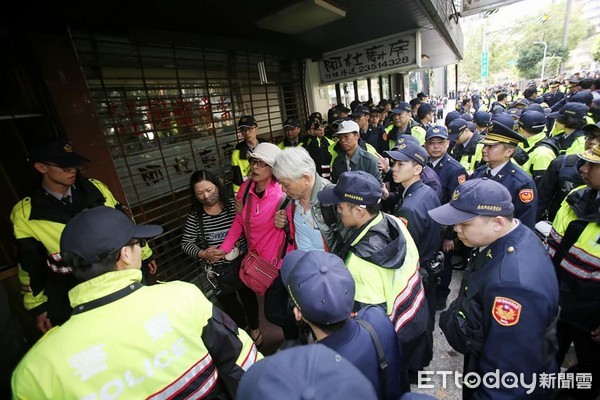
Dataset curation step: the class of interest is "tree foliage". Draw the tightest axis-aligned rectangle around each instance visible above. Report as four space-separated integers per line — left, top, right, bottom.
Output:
460 0 594 86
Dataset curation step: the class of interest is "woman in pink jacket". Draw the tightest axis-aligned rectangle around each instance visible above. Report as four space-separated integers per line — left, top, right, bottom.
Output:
220 142 295 344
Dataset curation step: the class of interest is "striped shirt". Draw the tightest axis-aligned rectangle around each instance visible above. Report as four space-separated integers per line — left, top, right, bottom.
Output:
181 200 246 269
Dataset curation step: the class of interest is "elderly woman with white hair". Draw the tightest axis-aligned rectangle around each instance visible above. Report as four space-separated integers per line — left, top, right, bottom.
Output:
272 146 343 254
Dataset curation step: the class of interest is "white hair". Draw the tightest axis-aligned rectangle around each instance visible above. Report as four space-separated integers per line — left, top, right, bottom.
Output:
272 146 316 181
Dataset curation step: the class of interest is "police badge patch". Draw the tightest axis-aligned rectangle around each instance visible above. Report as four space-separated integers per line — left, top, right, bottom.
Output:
518 189 534 203
492 296 522 326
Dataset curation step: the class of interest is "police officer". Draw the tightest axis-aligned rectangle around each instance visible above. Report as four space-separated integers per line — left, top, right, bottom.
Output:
303 116 335 179
537 122 600 221
473 110 491 136
10 139 157 333
449 118 485 175
12 207 259 399
350 104 372 143
471 121 538 230
281 250 403 399
278 117 303 149
423 125 468 309
385 142 441 345
517 110 558 185
365 105 385 145
430 179 559 399
375 102 425 153
231 115 267 194
379 135 443 212
317 171 431 387
547 143 600 399
542 81 565 108
547 102 589 155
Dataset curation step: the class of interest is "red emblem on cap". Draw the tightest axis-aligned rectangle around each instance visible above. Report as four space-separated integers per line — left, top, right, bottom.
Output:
492 297 521 326
457 174 466 185
519 189 534 203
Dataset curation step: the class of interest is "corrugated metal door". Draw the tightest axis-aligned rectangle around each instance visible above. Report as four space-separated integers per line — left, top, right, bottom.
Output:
71 32 307 281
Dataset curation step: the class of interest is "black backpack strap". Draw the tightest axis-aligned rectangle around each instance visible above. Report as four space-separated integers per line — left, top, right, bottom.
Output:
241 180 253 206
356 319 388 400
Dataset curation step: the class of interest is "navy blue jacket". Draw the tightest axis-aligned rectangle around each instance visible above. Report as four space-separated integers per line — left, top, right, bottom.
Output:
430 155 467 205
320 306 403 400
440 222 559 399
394 181 441 263
471 162 538 230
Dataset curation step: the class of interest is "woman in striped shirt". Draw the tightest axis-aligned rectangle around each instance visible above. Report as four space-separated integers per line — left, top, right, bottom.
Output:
181 170 261 345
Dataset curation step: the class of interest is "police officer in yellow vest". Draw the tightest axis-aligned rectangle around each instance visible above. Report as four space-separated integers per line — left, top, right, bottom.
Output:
317 171 431 391
231 116 266 194
10 139 156 333
11 206 260 399
548 143 600 399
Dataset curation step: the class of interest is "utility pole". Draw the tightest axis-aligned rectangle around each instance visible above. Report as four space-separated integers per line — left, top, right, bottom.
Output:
560 0 572 72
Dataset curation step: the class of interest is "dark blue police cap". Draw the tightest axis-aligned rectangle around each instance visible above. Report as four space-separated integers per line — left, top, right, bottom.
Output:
570 91 593 106
448 118 468 141
445 110 462 127
417 103 433 119
385 141 429 166
466 121 476 133
425 125 449 141
284 117 300 128
335 103 351 113
350 104 370 117
547 102 589 119
237 344 377 400
61 206 163 264
523 104 545 114
390 101 411 114
491 113 518 130
29 138 90 168
238 115 258 129
473 111 491 127
396 134 420 146
318 170 382 206
518 111 546 133
281 250 355 325
428 178 514 225
460 112 473 122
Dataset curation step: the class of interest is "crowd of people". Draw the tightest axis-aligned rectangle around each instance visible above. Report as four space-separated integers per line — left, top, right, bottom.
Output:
3 73 600 399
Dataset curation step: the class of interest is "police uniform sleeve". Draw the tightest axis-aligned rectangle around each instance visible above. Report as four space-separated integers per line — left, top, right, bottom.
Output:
513 179 538 230
201 306 261 397
476 284 556 400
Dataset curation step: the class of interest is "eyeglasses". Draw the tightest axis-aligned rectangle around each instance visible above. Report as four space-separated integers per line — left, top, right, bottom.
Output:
43 163 80 172
249 158 268 168
129 238 147 247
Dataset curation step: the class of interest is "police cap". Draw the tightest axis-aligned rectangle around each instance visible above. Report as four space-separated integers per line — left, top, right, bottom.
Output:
29 138 90 168
317 170 381 206
481 120 527 146
518 111 546 133
385 141 429 166
428 178 514 225
547 102 589 119
238 115 258 129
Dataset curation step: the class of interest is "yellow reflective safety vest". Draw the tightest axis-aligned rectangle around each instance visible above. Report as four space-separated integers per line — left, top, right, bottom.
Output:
12 269 260 399
547 186 600 331
10 177 152 320
344 213 429 343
